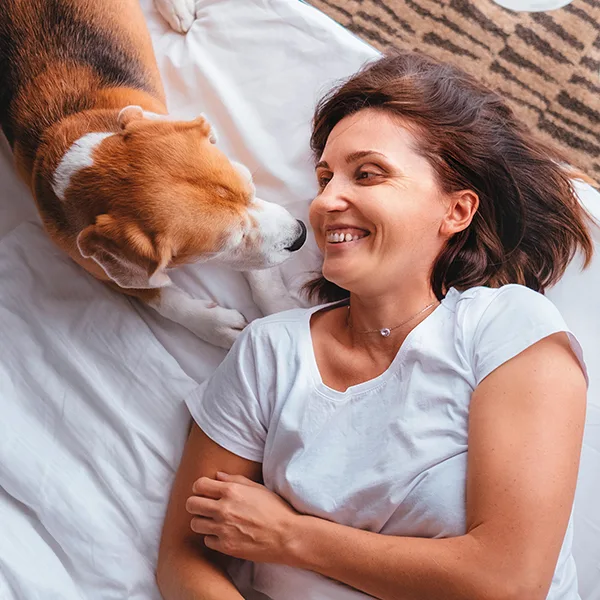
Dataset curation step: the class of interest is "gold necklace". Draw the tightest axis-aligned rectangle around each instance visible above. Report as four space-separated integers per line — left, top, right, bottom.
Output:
346 301 439 337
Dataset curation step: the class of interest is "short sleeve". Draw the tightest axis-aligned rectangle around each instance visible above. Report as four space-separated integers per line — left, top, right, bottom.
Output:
469 285 588 387
185 323 269 462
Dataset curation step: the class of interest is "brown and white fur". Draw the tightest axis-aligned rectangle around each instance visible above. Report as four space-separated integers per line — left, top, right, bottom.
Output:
0 0 306 348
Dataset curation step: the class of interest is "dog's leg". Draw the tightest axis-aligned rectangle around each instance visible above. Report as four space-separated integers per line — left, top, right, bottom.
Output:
154 0 196 33
147 285 247 348
244 267 301 316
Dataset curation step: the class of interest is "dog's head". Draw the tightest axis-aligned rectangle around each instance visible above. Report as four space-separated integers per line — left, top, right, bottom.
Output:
54 106 306 289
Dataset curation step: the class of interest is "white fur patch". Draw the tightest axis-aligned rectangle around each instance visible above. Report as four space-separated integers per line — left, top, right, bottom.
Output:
231 161 253 187
200 113 218 144
141 109 168 120
117 104 168 123
244 268 301 315
149 285 247 348
154 0 196 34
210 197 303 270
52 133 113 201
249 198 297 245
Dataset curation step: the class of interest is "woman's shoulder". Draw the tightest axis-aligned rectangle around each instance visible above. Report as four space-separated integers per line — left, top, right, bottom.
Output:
446 285 583 386
443 283 564 354
450 282 549 304
447 284 559 326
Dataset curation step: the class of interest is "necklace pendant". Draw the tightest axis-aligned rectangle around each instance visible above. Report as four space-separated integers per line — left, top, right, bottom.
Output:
380 328 391 337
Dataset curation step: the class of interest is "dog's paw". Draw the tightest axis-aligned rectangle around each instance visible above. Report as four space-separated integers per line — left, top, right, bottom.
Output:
187 304 248 349
154 0 196 33
244 268 301 316
149 287 248 348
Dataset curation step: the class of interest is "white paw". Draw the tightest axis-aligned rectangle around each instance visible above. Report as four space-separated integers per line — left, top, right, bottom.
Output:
149 287 248 349
244 268 300 316
192 305 248 349
154 0 196 33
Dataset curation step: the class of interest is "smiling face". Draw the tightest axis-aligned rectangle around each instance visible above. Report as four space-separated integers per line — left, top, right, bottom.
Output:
309 108 462 297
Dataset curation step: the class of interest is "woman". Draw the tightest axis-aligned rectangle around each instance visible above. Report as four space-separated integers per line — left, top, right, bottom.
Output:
156 52 592 600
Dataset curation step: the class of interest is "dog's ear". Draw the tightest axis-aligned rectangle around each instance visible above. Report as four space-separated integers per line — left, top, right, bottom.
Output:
117 105 145 129
117 106 217 144
77 215 172 289
195 114 217 144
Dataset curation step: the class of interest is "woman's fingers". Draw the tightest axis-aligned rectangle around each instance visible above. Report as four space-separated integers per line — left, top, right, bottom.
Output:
216 472 262 488
190 516 218 535
203 535 222 551
186 494 219 517
192 475 228 499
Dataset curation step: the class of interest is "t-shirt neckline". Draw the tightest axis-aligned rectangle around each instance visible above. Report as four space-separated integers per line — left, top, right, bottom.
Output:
304 289 456 399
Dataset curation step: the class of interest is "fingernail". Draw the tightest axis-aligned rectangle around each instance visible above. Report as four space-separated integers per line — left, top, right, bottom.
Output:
216 471 228 478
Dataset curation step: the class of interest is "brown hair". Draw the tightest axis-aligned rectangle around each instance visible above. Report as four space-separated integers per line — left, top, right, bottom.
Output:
305 51 594 303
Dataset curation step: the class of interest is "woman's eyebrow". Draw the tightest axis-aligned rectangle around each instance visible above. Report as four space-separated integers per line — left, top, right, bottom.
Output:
345 150 387 164
316 150 387 171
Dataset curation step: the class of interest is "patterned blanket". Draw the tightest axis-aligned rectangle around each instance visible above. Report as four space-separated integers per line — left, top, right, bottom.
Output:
309 0 600 183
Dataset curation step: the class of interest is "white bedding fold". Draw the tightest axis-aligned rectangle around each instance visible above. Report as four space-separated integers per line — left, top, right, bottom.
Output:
0 1 599 599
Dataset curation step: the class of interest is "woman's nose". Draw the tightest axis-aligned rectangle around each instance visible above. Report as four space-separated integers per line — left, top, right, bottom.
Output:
315 179 350 212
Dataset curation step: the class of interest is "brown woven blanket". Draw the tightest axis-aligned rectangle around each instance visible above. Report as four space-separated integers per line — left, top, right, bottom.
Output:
309 0 600 183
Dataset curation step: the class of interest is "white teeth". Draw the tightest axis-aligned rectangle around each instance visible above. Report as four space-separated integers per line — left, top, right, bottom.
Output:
326 230 368 244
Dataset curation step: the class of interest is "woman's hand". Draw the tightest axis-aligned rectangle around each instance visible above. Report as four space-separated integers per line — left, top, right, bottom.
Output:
186 472 300 564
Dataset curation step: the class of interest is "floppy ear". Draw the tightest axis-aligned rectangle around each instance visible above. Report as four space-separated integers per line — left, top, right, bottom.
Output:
196 113 218 144
117 105 145 129
77 215 172 289
117 105 217 144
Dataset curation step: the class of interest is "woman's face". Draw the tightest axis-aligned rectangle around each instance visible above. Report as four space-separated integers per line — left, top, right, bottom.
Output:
309 108 461 296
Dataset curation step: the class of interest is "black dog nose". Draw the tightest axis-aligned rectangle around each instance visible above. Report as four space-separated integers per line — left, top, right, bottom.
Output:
285 219 307 252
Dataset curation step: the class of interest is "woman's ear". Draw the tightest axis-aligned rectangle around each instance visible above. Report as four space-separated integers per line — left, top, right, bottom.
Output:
440 190 479 236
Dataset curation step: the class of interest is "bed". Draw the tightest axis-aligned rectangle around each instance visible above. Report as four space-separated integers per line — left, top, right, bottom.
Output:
0 1 598 598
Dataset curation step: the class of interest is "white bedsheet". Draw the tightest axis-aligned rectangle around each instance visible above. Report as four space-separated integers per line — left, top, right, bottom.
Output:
0 1 598 598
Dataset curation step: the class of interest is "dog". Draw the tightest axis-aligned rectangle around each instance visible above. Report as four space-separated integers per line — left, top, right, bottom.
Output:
0 0 306 348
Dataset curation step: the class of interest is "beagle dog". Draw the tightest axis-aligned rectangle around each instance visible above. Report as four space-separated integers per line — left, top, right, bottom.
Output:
0 0 306 348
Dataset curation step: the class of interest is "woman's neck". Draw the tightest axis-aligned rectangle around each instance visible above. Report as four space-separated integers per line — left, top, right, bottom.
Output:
346 284 440 337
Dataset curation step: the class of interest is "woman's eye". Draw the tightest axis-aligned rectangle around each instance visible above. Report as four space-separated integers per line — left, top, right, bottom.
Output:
317 175 331 189
357 171 379 181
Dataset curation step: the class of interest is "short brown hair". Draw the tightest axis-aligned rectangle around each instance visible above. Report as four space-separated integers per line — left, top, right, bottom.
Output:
305 51 594 303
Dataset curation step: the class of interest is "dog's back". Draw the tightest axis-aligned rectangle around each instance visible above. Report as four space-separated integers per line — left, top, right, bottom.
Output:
0 0 308 349
0 0 165 175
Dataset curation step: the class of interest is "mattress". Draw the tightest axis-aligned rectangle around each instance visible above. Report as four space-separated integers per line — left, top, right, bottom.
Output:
0 1 598 598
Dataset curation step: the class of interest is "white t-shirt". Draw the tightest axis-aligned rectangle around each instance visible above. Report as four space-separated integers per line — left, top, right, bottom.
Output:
186 284 587 600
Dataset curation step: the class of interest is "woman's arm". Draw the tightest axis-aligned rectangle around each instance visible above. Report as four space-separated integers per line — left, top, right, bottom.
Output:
188 332 586 600
156 423 262 600
285 332 586 600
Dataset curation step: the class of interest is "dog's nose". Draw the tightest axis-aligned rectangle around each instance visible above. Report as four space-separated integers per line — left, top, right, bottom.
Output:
286 220 307 252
